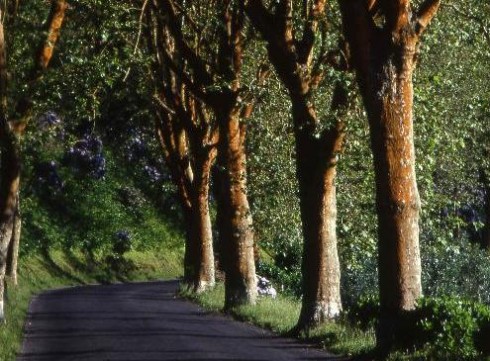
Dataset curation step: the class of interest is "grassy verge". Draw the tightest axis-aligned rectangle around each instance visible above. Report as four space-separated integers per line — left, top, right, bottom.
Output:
0 248 182 361
180 283 376 358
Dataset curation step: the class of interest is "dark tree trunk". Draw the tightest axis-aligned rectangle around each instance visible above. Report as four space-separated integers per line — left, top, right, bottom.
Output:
292 95 344 330
0 133 21 324
484 187 490 249
211 165 226 275
155 116 216 292
217 105 257 309
182 203 196 284
0 11 19 324
480 171 490 250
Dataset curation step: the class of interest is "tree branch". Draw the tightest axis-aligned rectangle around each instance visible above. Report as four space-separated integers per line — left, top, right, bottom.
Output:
297 0 326 66
243 0 275 42
415 0 441 36
157 0 214 86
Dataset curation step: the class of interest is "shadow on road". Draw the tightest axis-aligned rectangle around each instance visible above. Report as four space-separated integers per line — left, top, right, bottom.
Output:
18 281 344 361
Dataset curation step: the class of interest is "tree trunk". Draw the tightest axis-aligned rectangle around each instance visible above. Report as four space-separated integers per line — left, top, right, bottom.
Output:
292 94 344 331
217 105 257 309
0 10 20 322
0 133 21 324
190 152 215 293
6 194 20 286
362 39 422 351
182 204 196 284
484 188 490 250
481 172 490 250
339 1 441 349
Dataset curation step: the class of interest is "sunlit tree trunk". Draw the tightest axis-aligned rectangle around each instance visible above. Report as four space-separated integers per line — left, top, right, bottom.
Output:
149 0 257 306
217 104 257 309
339 0 440 351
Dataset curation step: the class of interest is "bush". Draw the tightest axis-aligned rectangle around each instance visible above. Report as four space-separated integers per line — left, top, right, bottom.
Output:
347 295 490 360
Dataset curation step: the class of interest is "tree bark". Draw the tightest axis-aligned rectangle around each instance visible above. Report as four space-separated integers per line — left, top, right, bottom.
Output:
0 8 19 324
480 171 490 250
368 56 422 348
190 151 216 292
293 95 344 330
484 187 490 249
339 0 440 351
217 105 257 309
155 114 215 292
244 0 345 330
0 133 21 324
6 193 20 286
34 0 68 74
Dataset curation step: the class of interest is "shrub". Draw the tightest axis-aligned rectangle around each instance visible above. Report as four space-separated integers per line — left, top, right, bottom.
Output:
347 295 490 360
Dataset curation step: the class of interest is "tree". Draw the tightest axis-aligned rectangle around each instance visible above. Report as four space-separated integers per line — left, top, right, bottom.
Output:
145 0 216 291
148 0 258 307
0 0 67 323
244 0 352 330
338 0 440 351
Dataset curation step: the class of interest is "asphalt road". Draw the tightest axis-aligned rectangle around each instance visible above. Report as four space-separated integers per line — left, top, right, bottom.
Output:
17 281 344 361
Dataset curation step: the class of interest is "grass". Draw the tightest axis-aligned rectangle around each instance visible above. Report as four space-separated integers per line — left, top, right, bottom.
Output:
0 247 183 361
180 283 376 359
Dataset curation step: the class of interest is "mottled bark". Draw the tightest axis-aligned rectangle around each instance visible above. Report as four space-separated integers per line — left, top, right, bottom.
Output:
369 59 422 347
217 105 257 309
339 0 440 351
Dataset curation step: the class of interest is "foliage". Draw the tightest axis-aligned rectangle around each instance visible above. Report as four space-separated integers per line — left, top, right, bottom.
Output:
347 294 490 360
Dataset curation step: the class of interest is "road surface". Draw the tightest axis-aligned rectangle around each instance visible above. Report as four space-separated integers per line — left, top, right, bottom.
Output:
17 281 344 361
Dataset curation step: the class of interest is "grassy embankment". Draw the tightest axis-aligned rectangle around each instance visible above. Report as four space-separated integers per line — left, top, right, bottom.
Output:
181 284 377 359
0 248 182 361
